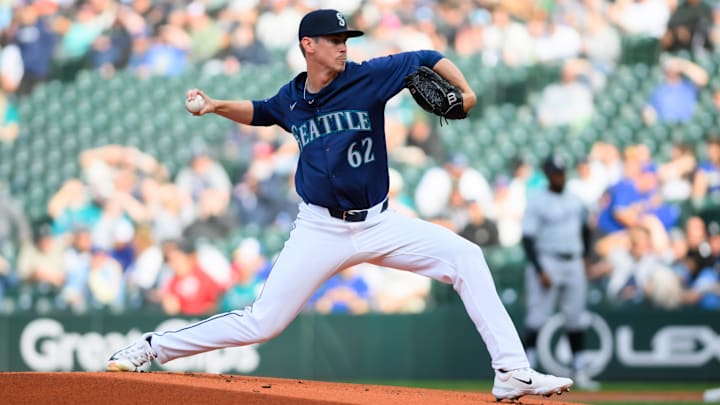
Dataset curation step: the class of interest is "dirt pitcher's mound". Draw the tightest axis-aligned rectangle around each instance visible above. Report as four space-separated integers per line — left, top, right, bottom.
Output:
1 372 588 405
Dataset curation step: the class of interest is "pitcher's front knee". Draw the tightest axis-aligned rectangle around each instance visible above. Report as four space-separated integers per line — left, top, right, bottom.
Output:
242 308 291 343
254 322 285 342
453 242 487 267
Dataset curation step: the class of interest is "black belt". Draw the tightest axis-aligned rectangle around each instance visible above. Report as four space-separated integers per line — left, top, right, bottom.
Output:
328 200 389 222
549 252 579 261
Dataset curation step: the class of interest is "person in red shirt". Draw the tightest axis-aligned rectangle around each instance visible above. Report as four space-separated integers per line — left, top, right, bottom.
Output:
161 240 223 315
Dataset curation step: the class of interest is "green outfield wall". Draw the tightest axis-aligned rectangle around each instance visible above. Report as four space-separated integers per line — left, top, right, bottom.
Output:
1 306 718 381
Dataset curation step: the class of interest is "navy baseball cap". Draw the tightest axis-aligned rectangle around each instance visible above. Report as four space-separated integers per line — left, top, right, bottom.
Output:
298 9 364 41
543 154 567 174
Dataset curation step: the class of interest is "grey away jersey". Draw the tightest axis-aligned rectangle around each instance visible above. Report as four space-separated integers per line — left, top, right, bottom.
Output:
522 189 587 255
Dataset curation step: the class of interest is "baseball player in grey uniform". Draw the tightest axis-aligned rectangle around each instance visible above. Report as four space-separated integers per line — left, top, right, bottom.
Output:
106 9 572 400
521 154 599 390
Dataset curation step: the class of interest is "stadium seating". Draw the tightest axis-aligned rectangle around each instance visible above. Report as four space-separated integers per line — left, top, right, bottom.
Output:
5 40 720 313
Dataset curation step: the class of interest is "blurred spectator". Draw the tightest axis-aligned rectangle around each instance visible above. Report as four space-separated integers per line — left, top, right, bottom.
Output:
0 184 32 255
255 0 302 51
595 145 678 257
140 179 195 243
125 224 163 309
13 4 56 95
87 247 125 310
533 17 582 63
459 200 500 247
482 6 533 67
387 167 416 218
677 249 720 310
186 2 225 63
414 153 494 222
358 263 432 313
88 9 133 75
47 179 102 236
175 140 232 211
17 223 67 296
712 5 720 50
219 123 263 179
194 242 234 292
183 188 236 242
692 134 720 202
220 237 270 312
581 11 621 75
708 221 720 266
310 267 370 315
609 0 670 39
589 226 668 304
494 156 545 247
222 23 270 66
657 142 696 202
493 176 520 247
644 263 685 310
437 189 475 233
161 239 223 315
661 0 713 53
536 58 595 128
130 24 190 77
80 144 168 200
600 147 676 237
0 185 31 301
683 216 715 271
667 226 690 268
567 157 607 215
57 2 109 61
404 115 446 165
0 31 23 143
233 141 297 228
90 197 135 256
109 214 136 272
587 141 624 189
453 20 485 58
60 226 93 310
0 89 19 145
643 56 708 124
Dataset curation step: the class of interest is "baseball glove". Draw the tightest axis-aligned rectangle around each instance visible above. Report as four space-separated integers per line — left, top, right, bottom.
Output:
404 66 467 120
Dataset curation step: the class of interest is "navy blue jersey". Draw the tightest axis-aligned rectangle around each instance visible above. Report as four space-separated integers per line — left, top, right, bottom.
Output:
252 50 443 210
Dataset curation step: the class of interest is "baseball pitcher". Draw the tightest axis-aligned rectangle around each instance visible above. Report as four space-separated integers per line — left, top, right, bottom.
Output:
107 9 573 401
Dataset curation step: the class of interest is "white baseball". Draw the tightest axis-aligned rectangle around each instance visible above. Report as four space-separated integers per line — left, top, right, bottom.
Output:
185 94 205 113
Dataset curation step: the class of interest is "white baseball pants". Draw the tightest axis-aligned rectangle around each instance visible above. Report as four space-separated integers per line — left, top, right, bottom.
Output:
149 201 530 371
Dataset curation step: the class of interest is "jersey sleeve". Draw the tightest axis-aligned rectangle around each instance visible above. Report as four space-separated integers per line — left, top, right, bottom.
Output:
251 96 282 126
250 85 292 132
364 50 444 102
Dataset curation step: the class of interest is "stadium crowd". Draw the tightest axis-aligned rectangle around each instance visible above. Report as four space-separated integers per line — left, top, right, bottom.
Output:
0 0 719 315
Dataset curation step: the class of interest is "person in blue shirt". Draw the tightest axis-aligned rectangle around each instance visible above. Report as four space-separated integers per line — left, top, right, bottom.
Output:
643 56 708 124
693 134 720 200
677 249 720 310
107 9 573 400
596 146 680 257
13 5 56 95
307 267 370 314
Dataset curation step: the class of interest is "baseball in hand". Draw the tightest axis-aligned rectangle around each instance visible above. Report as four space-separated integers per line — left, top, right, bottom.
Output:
185 94 205 113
